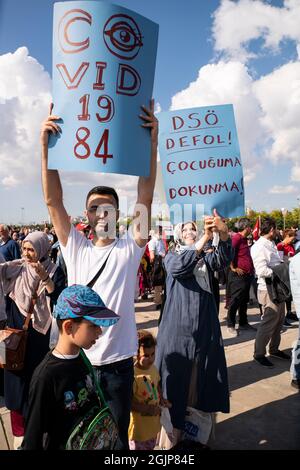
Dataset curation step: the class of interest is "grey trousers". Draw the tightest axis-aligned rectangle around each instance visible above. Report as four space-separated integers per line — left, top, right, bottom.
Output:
254 290 285 357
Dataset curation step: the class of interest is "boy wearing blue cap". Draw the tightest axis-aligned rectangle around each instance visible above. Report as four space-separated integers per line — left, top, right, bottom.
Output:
22 285 119 450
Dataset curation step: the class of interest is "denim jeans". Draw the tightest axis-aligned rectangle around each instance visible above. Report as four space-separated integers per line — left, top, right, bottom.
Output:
93 357 134 450
290 324 300 380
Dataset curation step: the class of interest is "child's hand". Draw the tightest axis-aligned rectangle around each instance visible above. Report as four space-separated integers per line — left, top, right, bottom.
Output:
143 404 161 416
160 397 172 408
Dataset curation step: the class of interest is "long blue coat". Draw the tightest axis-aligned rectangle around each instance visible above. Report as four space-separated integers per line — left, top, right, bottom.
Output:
155 240 232 429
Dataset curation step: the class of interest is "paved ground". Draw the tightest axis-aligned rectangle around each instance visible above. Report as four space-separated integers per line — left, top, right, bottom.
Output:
136 293 300 450
1 293 299 450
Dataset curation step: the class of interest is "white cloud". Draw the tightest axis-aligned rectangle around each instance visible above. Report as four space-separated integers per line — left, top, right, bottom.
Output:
212 0 300 62
253 61 300 175
168 1 300 196
244 167 259 184
269 185 298 194
0 47 52 188
291 166 300 182
155 102 162 114
0 47 140 214
1 175 19 188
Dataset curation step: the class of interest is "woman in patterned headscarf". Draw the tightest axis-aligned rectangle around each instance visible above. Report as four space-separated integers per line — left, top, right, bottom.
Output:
0 231 66 448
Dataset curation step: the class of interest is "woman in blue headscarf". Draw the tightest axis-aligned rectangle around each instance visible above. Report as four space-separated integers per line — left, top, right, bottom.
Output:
155 211 232 448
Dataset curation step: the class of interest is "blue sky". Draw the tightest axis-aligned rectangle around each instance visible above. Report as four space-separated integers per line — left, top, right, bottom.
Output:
0 0 221 110
1 0 300 224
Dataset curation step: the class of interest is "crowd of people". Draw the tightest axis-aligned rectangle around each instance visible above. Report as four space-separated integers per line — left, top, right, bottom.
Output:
0 101 299 451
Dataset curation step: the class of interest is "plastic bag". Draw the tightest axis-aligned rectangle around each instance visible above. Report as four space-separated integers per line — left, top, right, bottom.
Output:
158 407 175 449
182 407 213 444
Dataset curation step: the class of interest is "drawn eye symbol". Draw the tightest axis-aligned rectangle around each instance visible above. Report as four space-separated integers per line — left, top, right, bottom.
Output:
103 14 143 60
105 22 143 52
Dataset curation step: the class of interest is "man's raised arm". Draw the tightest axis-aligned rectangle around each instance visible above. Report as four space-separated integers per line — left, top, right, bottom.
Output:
132 99 158 248
41 104 71 247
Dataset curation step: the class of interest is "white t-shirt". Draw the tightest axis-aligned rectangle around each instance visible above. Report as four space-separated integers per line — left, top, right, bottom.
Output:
60 226 145 365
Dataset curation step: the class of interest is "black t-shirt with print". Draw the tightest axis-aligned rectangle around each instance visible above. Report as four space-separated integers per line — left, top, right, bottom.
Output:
22 351 100 450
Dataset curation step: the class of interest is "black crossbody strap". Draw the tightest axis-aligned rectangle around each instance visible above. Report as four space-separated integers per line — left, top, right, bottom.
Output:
87 241 117 288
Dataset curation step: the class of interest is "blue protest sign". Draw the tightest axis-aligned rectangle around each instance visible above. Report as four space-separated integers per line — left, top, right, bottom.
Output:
48 1 159 176
158 104 245 222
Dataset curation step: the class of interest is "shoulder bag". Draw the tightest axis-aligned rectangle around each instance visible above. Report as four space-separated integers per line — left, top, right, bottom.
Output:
0 295 37 371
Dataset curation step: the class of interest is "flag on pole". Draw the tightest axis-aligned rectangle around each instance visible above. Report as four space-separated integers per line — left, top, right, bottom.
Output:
252 217 260 241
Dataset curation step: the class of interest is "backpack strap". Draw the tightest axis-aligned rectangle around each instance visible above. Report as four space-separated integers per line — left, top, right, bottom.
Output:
79 349 108 407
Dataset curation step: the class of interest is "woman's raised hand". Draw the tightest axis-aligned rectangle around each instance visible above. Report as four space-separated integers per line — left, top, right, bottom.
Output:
212 208 229 240
30 261 47 280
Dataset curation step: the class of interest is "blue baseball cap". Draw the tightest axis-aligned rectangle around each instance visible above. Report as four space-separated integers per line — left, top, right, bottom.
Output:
53 285 119 327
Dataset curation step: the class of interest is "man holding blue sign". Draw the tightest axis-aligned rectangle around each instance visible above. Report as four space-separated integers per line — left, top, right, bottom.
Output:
38 1 159 449
40 99 158 449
